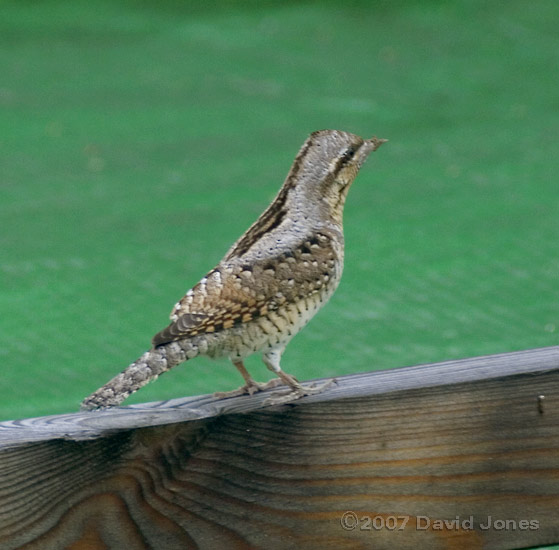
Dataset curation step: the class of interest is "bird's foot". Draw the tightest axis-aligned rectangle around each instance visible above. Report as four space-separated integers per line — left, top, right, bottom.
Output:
263 378 337 406
213 377 283 399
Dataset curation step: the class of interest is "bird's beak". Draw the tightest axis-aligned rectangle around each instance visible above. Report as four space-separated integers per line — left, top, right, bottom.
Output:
356 136 387 167
368 136 388 152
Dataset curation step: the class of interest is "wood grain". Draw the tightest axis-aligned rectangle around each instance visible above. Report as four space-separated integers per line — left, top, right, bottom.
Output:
1 346 558 550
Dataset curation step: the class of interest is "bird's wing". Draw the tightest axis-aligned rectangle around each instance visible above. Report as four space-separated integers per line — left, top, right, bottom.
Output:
151 231 339 347
151 267 267 346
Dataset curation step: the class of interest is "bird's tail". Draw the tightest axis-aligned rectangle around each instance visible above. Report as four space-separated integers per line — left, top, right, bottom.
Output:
80 341 197 410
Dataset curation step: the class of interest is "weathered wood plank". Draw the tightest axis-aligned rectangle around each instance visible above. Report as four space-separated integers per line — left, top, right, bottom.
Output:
1 346 558 550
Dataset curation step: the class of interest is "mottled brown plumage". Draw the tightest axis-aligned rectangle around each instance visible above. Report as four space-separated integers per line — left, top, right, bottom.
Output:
152 232 337 344
81 130 385 410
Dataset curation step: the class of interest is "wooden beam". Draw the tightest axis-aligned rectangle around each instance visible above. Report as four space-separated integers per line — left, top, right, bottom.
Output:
1 346 558 550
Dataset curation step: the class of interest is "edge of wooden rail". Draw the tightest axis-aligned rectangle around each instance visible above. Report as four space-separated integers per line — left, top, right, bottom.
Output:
1 345 558 446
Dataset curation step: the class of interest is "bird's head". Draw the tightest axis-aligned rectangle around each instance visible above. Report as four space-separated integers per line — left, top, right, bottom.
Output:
288 130 386 225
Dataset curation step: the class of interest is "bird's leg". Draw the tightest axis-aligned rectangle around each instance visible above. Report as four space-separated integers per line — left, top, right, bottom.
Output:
261 350 336 406
213 360 283 399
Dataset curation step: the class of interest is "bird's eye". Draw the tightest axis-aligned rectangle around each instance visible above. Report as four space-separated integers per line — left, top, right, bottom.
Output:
341 146 357 163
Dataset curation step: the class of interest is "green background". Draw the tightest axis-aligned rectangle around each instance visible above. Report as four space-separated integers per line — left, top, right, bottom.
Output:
1 0 557 430
1 3 558 547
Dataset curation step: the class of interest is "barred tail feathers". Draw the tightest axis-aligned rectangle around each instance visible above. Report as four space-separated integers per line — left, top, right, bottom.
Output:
80 340 197 410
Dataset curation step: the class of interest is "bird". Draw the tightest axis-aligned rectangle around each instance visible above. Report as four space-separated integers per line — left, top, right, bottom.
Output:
81 129 386 410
